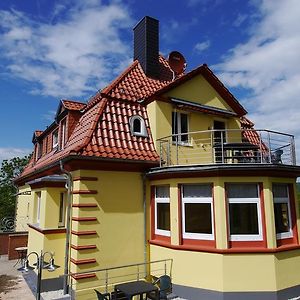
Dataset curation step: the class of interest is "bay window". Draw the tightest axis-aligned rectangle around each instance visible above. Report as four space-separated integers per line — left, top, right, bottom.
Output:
273 184 293 239
227 183 263 241
155 186 170 237
181 184 214 240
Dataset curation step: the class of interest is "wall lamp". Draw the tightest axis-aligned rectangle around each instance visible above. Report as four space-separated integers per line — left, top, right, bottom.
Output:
18 251 59 300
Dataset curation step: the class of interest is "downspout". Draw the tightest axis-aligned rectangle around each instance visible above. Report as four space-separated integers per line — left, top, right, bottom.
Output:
142 173 148 276
60 160 73 295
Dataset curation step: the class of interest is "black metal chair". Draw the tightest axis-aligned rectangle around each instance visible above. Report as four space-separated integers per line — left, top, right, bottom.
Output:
94 289 111 300
147 275 172 299
271 149 283 164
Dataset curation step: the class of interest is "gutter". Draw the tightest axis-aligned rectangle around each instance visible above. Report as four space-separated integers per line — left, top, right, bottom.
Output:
59 161 73 296
141 173 148 277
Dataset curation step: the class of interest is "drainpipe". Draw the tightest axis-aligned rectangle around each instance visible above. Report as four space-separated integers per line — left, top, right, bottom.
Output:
142 173 148 277
60 161 73 295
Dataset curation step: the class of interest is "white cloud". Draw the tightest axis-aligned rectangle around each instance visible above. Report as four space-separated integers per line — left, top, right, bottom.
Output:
194 40 211 53
0 148 31 162
0 1 132 98
215 0 300 160
233 13 247 27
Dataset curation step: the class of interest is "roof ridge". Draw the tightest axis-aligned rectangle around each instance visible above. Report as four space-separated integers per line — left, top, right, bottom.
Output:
101 60 140 95
62 99 86 105
73 98 108 153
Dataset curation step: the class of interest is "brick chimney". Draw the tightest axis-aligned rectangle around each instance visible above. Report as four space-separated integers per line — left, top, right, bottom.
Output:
133 16 159 78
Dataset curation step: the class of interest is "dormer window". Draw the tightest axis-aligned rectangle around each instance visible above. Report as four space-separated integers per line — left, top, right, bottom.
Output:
130 115 147 137
52 129 59 149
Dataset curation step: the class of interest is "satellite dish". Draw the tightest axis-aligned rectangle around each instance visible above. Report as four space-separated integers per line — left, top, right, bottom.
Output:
168 51 186 76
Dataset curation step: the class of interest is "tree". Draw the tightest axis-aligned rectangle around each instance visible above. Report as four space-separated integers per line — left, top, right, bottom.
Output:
0 155 31 221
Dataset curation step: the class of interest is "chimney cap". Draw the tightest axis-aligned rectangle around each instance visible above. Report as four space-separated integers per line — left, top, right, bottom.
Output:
133 16 159 31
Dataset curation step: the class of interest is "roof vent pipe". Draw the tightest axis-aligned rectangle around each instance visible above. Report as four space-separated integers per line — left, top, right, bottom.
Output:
133 16 159 79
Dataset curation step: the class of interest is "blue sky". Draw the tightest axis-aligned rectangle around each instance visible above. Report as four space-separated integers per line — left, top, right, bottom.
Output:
0 0 299 161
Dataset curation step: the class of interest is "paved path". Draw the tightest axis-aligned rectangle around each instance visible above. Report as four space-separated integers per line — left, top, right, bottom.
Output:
0 255 35 300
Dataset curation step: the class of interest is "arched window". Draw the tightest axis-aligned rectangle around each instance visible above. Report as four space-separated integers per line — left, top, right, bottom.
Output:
130 115 147 137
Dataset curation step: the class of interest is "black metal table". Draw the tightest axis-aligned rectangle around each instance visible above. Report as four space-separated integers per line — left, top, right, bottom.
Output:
214 142 260 163
114 280 159 300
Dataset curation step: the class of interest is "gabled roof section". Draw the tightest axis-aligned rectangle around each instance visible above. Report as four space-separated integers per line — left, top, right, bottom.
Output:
79 98 159 162
55 99 86 120
100 55 173 102
32 130 43 143
146 64 247 117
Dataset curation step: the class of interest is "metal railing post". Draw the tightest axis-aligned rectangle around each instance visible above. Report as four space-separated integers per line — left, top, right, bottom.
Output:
164 261 167 275
159 141 162 167
221 131 224 163
167 140 170 166
259 131 263 163
137 265 140 280
291 136 296 165
105 270 108 293
176 135 179 165
267 132 272 163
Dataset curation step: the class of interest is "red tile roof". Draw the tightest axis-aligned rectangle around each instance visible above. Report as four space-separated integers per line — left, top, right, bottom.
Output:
18 56 252 182
100 56 173 102
79 99 159 162
61 99 86 111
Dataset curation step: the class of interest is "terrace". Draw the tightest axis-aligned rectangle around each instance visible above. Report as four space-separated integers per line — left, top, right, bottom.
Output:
157 129 296 167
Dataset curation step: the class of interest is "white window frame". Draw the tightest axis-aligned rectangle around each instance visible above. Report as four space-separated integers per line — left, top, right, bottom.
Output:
172 111 189 145
61 119 67 149
227 184 263 242
52 129 59 148
130 115 148 137
154 187 170 237
36 192 41 224
181 184 214 240
273 184 293 239
58 193 66 227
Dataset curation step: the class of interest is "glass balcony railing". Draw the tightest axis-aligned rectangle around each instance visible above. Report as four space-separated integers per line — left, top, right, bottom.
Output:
157 129 296 167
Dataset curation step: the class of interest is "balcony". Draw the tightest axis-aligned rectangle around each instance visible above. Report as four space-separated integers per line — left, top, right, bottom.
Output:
157 129 296 167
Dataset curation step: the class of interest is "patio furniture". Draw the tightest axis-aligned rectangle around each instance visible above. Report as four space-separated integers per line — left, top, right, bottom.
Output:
271 149 283 164
94 289 111 300
14 246 28 268
147 275 172 300
114 280 159 300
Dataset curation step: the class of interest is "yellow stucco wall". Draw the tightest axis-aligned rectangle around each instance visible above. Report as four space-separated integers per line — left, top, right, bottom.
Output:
147 74 241 166
15 185 31 231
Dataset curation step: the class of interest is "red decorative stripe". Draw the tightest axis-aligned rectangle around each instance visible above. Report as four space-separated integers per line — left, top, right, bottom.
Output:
72 203 97 208
72 217 97 222
70 258 96 265
71 244 97 250
73 176 98 182
71 273 96 280
71 230 97 236
72 190 97 195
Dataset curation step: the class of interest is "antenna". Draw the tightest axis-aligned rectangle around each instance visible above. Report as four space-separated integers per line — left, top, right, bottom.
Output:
168 51 187 79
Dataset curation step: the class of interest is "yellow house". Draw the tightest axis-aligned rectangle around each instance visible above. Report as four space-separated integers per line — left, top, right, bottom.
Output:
15 16 300 300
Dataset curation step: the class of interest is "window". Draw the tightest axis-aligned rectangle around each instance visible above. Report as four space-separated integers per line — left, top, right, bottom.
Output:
36 192 41 224
155 186 170 237
61 119 67 149
273 184 293 239
181 184 214 240
130 115 147 137
172 112 188 144
227 183 263 241
52 129 59 148
37 141 43 159
58 193 66 227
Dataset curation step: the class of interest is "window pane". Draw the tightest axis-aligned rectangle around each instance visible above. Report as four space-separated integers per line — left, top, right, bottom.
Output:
133 118 141 133
273 184 288 198
183 184 211 198
274 203 290 234
156 186 169 198
229 203 259 235
185 203 212 234
180 114 188 142
227 184 258 198
59 193 64 223
172 112 178 135
157 203 170 231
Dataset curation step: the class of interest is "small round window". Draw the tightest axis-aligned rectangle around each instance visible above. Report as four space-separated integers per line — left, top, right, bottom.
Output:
130 115 147 137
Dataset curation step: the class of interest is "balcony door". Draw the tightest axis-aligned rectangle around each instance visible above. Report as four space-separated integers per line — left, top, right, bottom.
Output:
213 120 226 163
